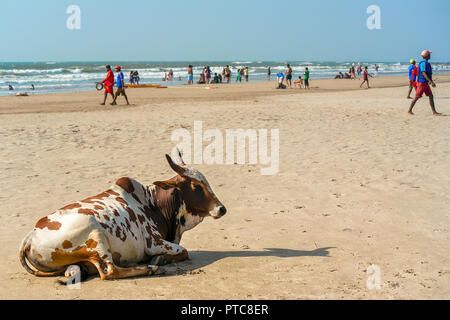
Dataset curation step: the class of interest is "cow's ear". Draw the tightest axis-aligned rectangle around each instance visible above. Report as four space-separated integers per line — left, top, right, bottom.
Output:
153 180 180 190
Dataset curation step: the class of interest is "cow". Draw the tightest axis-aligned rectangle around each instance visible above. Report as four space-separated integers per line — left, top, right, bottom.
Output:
19 152 226 281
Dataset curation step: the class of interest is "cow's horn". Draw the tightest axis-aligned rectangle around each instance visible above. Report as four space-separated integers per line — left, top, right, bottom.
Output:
165 154 186 176
175 147 186 166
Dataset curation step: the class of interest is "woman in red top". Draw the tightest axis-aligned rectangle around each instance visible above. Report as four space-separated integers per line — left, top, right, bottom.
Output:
100 65 115 105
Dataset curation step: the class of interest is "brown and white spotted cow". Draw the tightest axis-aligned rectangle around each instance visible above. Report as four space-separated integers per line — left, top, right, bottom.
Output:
19 153 226 281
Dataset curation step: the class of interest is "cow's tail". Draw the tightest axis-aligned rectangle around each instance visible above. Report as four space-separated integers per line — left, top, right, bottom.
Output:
19 231 66 277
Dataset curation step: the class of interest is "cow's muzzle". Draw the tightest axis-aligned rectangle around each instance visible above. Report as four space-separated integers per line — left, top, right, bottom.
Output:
210 204 227 219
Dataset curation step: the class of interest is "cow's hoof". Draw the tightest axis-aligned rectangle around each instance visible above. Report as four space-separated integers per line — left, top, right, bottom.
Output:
150 255 167 266
147 265 166 276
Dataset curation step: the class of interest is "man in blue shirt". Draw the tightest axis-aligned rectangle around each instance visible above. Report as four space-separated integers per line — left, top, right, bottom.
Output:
112 66 130 105
408 50 441 115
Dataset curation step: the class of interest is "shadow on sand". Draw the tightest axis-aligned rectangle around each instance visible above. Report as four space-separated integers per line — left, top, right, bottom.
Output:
64 247 334 283
187 247 333 266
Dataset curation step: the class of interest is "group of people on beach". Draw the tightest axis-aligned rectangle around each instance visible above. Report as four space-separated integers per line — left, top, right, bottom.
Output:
99 65 130 106
334 63 374 88
97 52 442 115
276 64 310 90
128 71 140 85
407 50 440 115
162 69 182 82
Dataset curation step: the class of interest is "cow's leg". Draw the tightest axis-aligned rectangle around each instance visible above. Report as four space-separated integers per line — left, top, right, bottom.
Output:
102 263 164 280
85 232 164 280
147 239 189 266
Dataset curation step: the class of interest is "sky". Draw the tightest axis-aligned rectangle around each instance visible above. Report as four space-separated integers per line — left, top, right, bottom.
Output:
0 0 449 62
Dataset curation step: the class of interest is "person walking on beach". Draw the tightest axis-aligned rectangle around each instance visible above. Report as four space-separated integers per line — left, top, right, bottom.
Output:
267 67 271 81
407 59 418 99
100 65 114 105
360 66 370 89
112 66 130 105
408 50 441 116
286 64 293 88
303 67 310 89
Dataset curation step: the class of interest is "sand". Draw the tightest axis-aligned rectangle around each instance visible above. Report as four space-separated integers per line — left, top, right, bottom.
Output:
0 75 449 299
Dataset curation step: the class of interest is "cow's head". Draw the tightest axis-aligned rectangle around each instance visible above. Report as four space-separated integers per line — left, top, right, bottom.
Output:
153 153 226 220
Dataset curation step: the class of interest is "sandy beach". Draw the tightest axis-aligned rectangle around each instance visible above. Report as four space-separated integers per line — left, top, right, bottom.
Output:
1 75 449 299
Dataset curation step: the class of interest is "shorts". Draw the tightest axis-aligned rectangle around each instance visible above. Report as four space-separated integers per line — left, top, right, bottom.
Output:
105 84 113 94
286 74 292 80
188 74 193 81
304 79 309 86
416 82 432 98
115 87 126 96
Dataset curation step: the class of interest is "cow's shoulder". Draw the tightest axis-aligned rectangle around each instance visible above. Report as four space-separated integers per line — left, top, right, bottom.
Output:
113 177 143 193
113 177 149 206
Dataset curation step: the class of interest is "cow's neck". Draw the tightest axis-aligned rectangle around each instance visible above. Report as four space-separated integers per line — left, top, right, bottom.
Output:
147 184 185 243
147 184 204 245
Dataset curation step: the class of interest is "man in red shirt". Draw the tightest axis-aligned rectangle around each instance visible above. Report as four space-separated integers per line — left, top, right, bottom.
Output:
100 65 114 105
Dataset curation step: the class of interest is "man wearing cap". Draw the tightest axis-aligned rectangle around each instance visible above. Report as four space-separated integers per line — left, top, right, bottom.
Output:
100 65 115 105
408 50 441 115
407 59 418 99
112 66 130 105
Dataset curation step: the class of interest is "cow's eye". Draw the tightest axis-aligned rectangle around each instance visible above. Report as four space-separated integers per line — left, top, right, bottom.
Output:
194 184 203 192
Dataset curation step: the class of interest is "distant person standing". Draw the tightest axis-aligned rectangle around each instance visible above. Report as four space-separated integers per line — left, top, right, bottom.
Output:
133 70 140 84
129 71 134 84
286 64 293 88
187 65 193 85
267 67 271 81
374 64 379 76
357 62 362 79
112 66 130 105
204 67 211 84
222 68 226 82
99 65 114 105
225 65 231 83
244 67 249 82
350 63 356 80
408 50 441 115
236 69 241 82
407 59 418 99
360 66 370 89
303 67 310 89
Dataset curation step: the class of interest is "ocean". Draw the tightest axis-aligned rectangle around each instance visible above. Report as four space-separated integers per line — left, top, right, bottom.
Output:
1 61 449 96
